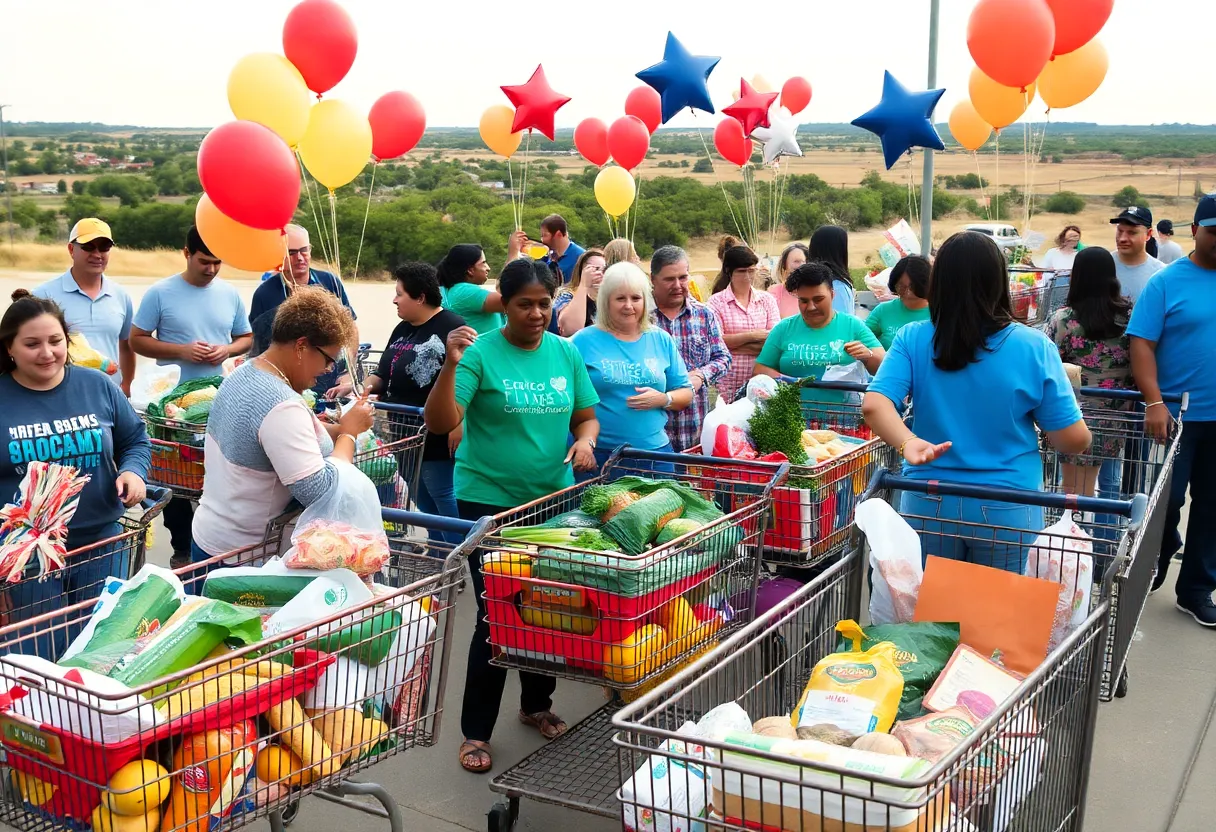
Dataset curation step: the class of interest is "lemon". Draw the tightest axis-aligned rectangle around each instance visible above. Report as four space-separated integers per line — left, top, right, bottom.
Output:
256 745 309 787
104 760 169 817
12 769 57 807
91 803 159 832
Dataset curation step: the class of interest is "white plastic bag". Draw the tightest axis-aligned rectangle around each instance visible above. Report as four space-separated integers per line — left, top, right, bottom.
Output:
821 361 870 402
128 364 181 412
301 655 370 711
619 721 709 832
1024 511 1094 650
60 563 187 663
265 569 374 639
699 395 755 456
283 460 389 576
856 498 923 625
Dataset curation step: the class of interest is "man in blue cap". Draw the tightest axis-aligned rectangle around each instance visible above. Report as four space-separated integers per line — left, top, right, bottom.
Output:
1129 194 1216 627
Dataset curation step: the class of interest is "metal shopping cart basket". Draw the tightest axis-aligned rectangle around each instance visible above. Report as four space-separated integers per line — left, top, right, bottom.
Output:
144 413 207 502
480 448 788 831
356 403 427 517
0 507 485 832
613 472 1148 832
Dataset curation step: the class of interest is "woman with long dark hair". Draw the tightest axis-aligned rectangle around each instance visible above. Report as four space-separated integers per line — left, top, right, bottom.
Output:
707 242 779 402
809 225 856 314
865 255 931 349
437 244 504 335
1043 246 1135 499
862 231 1092 572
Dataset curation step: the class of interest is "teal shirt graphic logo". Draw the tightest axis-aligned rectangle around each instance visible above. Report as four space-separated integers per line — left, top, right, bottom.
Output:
501 376 573 414
8 415 104 474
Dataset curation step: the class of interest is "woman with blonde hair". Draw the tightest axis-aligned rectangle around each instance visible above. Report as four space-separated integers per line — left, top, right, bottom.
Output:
553 248 606 337
603 237 640 268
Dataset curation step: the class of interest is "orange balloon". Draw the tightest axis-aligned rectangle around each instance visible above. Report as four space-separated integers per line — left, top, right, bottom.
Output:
948 101 993 152
1038 39 1108 110
479 105 522 158
195 194 287 272
969 67 1037 131
967 0 1056 91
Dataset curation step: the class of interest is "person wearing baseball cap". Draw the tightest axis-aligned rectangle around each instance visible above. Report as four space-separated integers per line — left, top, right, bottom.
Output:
1109 205 1164 303
31 218 135 395
1128 194 1216 627
1155 219 1186 265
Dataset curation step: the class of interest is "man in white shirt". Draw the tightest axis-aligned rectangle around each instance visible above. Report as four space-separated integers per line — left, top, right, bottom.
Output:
1155 219 1186 265
1110 206 1164 302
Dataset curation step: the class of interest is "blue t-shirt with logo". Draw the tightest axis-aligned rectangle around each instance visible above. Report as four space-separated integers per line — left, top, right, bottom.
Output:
869 321 1081 491
572 327 690 451
133 275 252 382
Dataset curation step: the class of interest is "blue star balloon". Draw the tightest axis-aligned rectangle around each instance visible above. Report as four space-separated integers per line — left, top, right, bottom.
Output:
851 71 946 170
636 32 721 124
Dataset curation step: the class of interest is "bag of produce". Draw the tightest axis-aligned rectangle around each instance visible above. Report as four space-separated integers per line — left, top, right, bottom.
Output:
835 621 960 720
856 498 923 625
602 489 685 555
582 477 723 525
66 333 116 375
128 364 181 412
654 517 744 561
60 563 186 663
301 655 369 711
698 388 755 454
283 460 388 577
618 720 709 832
161 721 258 832
792 620 903 735
1023 511 1094 651
145 375 224 441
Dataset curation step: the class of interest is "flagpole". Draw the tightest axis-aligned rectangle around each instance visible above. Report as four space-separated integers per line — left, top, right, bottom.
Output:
919 0 940 256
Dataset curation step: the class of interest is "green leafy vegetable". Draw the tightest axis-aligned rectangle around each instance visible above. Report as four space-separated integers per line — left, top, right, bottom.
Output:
747 381 808 464
583 476 723 524
602 489 685 555
499 527 586 546
573 529 621 551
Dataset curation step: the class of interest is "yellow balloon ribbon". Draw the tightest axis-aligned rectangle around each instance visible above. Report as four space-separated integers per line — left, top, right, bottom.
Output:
227 53 311 148
594 166 637 218
968 67 1037 131
948 100 993 152
479 105 522 158
1038 39 1109 111
298 99 373 190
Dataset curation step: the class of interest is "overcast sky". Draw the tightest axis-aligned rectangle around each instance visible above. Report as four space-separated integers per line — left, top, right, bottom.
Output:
3 0 1212 130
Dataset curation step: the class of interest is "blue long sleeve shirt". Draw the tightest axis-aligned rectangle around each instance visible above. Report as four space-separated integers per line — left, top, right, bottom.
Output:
0 366 152 535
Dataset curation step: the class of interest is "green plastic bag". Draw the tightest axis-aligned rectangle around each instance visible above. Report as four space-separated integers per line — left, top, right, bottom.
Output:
836 621 961 720
602 489 684 555
60 565 185 663
308 608 402 666
582 477 723 524
145 376 224 441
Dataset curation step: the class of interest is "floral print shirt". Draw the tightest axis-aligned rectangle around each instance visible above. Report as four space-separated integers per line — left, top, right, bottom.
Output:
1043 307 1135 408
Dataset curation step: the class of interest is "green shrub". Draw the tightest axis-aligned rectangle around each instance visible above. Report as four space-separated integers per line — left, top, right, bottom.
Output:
1042 191 1086 214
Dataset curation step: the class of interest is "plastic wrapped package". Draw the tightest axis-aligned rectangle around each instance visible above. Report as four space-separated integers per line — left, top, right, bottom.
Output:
619 721 709 832
856 498 924 624
61 563 186 663
283 460 389 576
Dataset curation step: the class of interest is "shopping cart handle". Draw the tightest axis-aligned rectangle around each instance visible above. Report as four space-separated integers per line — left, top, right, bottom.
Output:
137 486 173 523
380 508 477 537
1077 388 1185 404
373 402 425 416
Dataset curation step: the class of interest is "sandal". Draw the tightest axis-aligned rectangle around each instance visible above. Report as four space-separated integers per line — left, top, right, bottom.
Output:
459 739 492 773
519 709 568 740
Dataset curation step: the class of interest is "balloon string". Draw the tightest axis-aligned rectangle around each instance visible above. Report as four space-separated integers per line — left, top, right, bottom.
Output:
775 162 790 252
352 162 377 280
993 132 1001 222
506 156 519 231
297 150 334 267
629 163 646 246
519 131 533 231
694 123 748 247
1023 111 1052 242
973 151 994 223
328 189 341 276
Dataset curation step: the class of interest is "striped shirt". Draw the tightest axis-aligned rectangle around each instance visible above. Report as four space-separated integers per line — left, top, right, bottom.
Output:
707 288 780 404
654 299 732 452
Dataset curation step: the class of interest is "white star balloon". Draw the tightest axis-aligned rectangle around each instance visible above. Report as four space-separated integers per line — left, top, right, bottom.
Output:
750 104 802 165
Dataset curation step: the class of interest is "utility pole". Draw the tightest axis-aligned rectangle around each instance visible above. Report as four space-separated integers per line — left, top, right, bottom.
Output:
0 105 14 252
919 0 940 256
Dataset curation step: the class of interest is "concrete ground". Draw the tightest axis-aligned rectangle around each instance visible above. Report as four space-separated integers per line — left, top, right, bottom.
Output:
131 506 1210 832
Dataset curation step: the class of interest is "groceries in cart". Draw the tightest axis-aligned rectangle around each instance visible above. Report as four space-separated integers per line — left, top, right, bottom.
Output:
144 376 224 442
281 459 390 578
67 333 117 376
0 460 91 582
128 364 181 413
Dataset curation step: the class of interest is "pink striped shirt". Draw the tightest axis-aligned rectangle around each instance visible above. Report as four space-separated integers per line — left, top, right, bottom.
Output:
708 288 781 402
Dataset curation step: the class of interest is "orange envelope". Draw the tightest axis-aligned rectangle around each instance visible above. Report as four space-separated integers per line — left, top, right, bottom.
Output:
913 556 1060 675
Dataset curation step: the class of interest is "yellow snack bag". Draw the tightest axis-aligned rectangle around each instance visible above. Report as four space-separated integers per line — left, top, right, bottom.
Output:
791 619 903 735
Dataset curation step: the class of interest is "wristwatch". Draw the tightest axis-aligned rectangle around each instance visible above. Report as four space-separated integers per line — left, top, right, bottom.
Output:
584 437 596 449
663 392 673 409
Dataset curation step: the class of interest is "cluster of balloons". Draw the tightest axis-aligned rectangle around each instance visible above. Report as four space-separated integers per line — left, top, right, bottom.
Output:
195 0 427 271
951 0 1112 151
571 87 659 218
712 75 812 169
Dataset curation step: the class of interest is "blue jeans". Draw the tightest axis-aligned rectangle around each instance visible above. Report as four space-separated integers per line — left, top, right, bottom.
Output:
6 522 127 660
1162 421 1216 603
415 459 461 545
583 441 676 483
900 492 1043 574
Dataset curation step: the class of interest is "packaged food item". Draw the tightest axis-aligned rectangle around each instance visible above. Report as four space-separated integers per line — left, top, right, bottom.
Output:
266 697 339 782
67 333 116 375
712 424 756 459
852 732 907 756
693 702 752 741
835 621 960 719
61 563 186 663
618 721 709 832
792 620 903 735
201 559 328 613
265 569 374 640
160 721 257 832
892 706 979 763
923 645 1024 719
299 655 369 712
856 499 923 625
1024 512 1094 650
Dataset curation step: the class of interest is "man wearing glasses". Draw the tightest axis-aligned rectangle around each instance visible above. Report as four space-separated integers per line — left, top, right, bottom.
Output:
33 218 136 395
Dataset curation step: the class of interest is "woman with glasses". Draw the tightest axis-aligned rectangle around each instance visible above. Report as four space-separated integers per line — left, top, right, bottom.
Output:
192 288 374 564
707 242 780 402
767 242 810 318
553 248 606 336
865 255 932 349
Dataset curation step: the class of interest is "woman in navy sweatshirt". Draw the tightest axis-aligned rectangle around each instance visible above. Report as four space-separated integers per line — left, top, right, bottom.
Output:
0 290 151 656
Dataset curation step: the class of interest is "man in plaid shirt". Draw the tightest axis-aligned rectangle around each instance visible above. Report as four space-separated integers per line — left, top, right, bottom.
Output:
650 246 732 451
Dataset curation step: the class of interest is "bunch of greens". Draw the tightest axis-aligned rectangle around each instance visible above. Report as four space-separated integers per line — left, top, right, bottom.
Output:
747 381 808 465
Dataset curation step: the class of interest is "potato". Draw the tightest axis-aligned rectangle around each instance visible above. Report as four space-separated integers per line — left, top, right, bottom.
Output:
752 716 798 740
796 723 857 746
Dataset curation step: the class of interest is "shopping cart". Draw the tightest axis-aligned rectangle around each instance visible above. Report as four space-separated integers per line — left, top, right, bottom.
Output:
0 507 485 832
613 472 1149 832
144 414 206 502
355 403 427 516
481 448 787 831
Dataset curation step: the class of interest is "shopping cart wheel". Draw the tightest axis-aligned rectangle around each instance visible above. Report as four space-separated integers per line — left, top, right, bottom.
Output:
1115 667 1129 699
487 798 519 832
281 799 300 826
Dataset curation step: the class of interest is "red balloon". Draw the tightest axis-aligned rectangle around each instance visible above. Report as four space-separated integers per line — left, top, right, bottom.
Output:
723 79 778 137
781 76 813 116
624 86 662 135
368 91 426 161
608 115 650 172
1045 0 1113 56
967 0 1055 91
574 118 611 167
713 118 753 168
197 121 300 231
283 0 358 95
501 65 571 142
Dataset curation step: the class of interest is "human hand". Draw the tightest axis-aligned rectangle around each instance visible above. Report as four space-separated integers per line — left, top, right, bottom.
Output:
338 396 375 436
688 372 705 392
844 341 874 361
185 341 213 363
508 230 529 260
326 380 355 400
1144 404 1172 444
564 438 597 472
115 472 147 508
204 344 229 365
445 327 479 365
901 438 952 465
120 380 132 398
448 422 463 457
627 387 668 410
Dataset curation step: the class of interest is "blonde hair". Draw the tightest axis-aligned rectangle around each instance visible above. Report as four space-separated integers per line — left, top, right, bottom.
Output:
595 262 655 333
603 238 639 268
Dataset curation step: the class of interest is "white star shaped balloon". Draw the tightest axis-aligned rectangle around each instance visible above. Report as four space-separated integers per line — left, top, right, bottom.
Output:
750 105 802 165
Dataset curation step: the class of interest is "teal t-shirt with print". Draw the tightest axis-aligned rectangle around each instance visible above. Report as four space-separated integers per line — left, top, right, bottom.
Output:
453 329 599 507
865 299 931 349
441 282 504 335
756 312 880 403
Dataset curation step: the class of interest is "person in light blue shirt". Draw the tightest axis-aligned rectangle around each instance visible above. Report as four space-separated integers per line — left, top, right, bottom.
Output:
863 231 1090 573
809 225 857 314
571 262 692 474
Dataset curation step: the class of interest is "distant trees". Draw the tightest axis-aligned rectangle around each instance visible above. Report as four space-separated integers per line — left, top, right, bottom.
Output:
1042 191 1086 214
63 194 105 225
692 158 713 173
56 179 67 194
71 180 87 195
1111 186 1145 207
939 173 989 190
87 174 158 207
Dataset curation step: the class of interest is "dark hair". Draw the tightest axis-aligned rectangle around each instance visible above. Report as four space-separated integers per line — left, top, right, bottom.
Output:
784 261 838 294
185 225 214 257
650 245 688 276
712 245 760 294
394 262 442 307
928 232 1014 372
1054 225 1082 247
889 255 931 298
809 225 852 289
540 214 568 236
1146 236 1159 259
498 258 558 302
2 289 70 373
716 235 742 262
436 244 484 289
568 247 605 291
1065 247 1131 341
271 286 356 348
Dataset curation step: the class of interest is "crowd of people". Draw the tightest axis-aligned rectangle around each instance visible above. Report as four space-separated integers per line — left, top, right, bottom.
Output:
1 194 1214 773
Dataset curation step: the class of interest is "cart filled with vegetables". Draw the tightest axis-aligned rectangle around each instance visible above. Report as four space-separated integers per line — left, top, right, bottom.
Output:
140 376 224 500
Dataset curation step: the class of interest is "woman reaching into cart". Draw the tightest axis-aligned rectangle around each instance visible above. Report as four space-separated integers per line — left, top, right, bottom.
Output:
425 258 600 774
861 231 1092 573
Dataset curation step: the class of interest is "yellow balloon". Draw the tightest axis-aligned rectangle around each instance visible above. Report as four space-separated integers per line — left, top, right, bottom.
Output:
1038 39 1108 111
227 53 311 148
195 195 287 272
968 67 1037 131
948 100 993 152
750 74 775 94
479 105 522 158
594 166 636 218
298 99 373 190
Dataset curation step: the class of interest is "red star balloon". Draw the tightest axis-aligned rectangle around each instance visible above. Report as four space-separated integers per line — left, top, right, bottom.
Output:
723 79 779 137
501 65 571 141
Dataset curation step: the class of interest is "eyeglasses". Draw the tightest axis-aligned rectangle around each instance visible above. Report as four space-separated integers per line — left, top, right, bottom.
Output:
313 345 338 370
288 246 312 258
76 240 114 253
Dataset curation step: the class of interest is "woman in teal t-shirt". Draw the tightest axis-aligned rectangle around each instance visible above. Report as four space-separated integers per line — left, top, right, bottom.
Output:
866 255 931 349
437 244 505 334
425 258 600 774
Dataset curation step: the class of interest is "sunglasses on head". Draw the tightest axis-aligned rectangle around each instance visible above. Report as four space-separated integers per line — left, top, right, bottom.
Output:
76 240 113 253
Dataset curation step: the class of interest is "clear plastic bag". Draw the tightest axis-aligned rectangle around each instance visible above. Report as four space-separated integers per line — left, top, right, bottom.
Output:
284 460 389 576
856 498 924 625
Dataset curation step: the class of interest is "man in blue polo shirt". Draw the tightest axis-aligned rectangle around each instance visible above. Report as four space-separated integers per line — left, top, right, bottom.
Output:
33 218 136 395
508 214 585 285
1129 194 1216 628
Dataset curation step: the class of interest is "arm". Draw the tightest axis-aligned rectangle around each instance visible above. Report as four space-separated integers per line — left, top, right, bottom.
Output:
481 291 505 314
862 391 952 465
557 290 590 336
1045 421 1092 456
844 341 885 374
111 387 151 481
1130 336 1171 442
363 374 384 396
128 326 187 361
424 327 478 434
696 312 733 386
118 340 136 396
564 406 600 472
227 333 253 358
258 403 340 506
754 363 783 379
